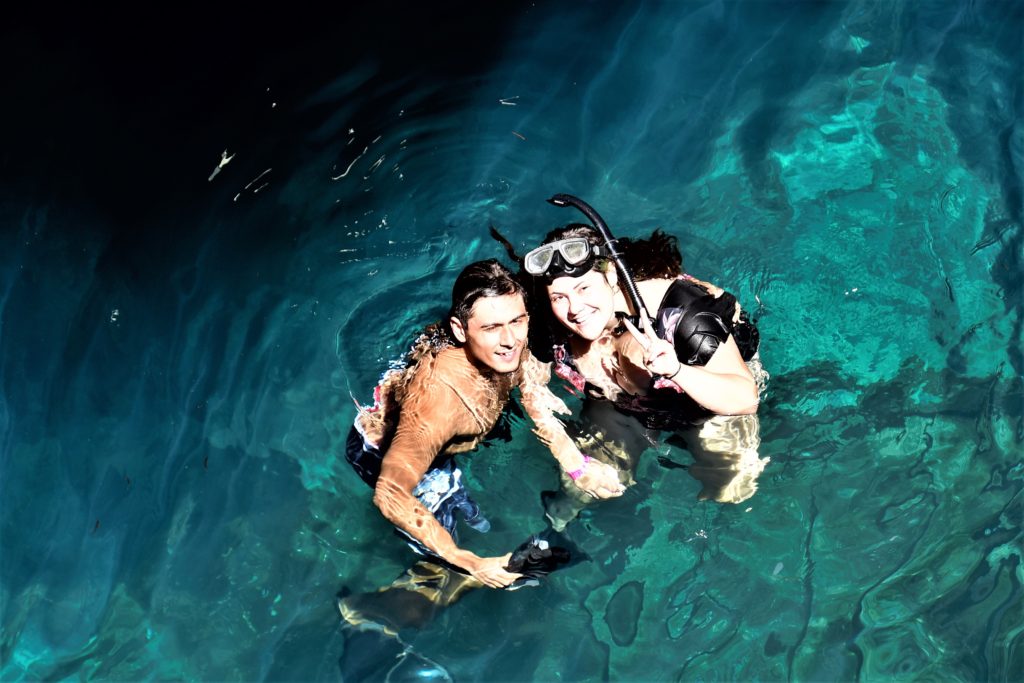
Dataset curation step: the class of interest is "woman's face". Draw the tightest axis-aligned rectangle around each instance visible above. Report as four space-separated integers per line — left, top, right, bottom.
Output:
546 268 617 341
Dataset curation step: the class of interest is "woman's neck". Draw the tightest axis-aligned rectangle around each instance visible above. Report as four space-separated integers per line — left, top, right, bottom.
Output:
568 335 594 358
568 324 617 360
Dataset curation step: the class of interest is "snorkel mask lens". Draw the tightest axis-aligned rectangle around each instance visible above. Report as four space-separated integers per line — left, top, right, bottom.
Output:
524 245 557 275
524 238 599 276
559 238 592 264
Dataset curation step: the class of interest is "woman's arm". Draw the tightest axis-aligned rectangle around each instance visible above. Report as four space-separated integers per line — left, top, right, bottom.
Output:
618 319 759 415
517 353 625 498
662 336 758 414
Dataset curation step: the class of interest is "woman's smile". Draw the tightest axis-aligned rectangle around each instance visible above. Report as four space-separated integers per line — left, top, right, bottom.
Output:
548 269 617 341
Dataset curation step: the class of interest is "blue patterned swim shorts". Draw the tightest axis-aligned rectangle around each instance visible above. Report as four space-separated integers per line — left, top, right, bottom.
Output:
345 424 490 558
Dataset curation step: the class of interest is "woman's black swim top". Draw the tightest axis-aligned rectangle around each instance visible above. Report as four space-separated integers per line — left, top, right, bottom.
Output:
603 278 760 430
654 278 759 367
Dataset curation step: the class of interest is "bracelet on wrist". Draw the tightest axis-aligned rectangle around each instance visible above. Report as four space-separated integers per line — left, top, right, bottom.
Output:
567 454 592 481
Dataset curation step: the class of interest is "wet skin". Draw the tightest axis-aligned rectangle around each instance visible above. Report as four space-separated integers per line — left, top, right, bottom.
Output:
365 290 625 588
450 294 529 373
546 269 758 415
547 269 618 342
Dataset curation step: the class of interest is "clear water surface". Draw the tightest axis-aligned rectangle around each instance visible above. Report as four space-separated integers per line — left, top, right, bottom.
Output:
1 0 1021 681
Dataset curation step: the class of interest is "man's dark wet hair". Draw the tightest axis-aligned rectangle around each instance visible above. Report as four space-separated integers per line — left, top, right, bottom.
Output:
448 259 526 330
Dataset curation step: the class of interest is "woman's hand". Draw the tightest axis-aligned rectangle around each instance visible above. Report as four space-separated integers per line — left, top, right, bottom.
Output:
621 317 682 380
573 459 626 499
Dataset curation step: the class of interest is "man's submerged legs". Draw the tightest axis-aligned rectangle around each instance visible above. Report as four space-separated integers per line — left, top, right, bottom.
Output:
336 562 472 682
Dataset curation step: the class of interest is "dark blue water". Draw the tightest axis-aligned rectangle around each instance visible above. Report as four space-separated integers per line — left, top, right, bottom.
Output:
2 1 1021 680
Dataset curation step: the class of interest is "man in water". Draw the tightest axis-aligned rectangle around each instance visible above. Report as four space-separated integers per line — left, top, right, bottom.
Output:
339 260 622 648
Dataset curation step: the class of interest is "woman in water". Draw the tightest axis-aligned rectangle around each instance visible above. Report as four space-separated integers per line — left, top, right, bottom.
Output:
504 218 769 526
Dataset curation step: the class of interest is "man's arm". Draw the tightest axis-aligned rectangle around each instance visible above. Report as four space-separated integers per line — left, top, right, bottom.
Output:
371 371 522 588
517 353 625 499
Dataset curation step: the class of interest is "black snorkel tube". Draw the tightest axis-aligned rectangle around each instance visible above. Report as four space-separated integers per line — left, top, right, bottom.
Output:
547 193 651 322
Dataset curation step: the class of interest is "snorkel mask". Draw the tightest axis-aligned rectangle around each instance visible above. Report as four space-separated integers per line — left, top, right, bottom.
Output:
539 194 652 322
523 236 605 278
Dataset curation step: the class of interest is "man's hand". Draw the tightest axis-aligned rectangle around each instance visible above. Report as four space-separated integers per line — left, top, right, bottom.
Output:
684 274 741 322
573 459 626 499
466 554 523 589
683 274 723 298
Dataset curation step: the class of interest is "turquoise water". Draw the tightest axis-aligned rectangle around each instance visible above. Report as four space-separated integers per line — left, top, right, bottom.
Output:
2 1 1021 680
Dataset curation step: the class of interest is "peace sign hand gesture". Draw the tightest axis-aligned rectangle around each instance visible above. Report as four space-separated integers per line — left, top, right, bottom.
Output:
621 316 683 380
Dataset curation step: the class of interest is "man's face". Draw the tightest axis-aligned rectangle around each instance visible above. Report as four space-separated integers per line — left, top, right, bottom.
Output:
450 293 529 374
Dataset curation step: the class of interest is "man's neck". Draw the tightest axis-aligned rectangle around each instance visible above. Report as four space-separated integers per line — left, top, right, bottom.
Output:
453 345 522 380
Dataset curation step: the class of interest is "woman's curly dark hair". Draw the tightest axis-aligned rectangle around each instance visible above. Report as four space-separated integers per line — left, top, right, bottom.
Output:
619 229 683 280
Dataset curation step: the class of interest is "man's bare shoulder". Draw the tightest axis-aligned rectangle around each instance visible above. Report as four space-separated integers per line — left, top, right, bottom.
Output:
513 348 547 384
406 347 477 394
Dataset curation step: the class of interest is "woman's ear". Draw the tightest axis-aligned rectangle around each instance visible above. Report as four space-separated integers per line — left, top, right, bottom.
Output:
605 267 619 290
